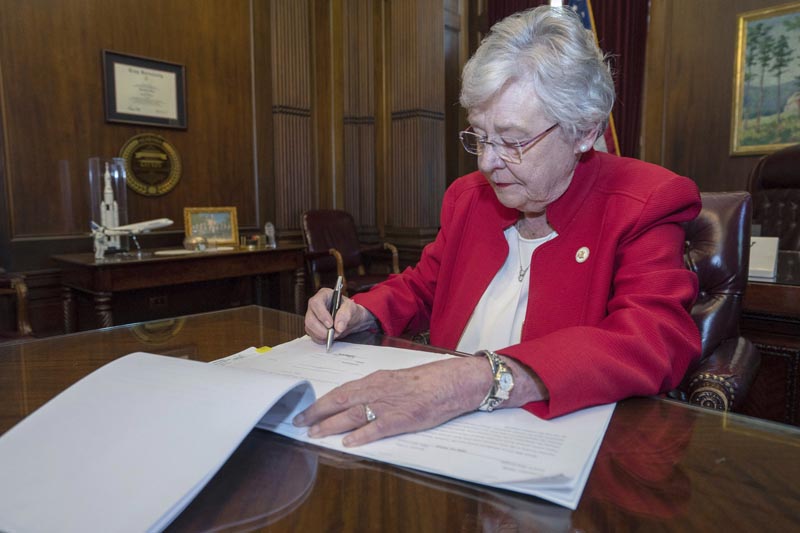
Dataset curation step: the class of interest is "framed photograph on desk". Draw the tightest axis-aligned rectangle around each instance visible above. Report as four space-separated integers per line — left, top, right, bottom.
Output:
184 207 239 246
103 50 187 129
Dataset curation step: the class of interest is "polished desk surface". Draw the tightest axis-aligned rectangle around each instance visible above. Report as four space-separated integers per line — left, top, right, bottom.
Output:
745 250 800 317
1 306 799 531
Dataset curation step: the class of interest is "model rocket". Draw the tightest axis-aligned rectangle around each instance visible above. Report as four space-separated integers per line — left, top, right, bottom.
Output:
100 162 121 249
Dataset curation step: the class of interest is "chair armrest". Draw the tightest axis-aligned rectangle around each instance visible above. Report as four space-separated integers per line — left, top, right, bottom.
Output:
328 248 345 279
685 337 760 412
303 249 346 291
361 242 400 273
0 273 33 336
304 248 345 275
303 250 335 261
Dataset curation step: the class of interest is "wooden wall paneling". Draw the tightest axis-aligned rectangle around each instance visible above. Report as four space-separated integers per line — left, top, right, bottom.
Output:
469 0 489 52
164 2 255 225
444 0 474 186
0 0 256 271
639 0 669 166
313 0 345 211
1 0 93 239
6 0 255 231
0 52 10 268
386 0 445 249
270 0 315 235
663 5 735 187
343 0 377 235
641 0 780 192
373 0 391 239
253 0 276 231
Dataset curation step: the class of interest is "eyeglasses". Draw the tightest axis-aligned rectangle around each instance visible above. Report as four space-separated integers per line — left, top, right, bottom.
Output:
459 123 559 164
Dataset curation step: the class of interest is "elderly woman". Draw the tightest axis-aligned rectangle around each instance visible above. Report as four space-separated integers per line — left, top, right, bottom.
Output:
295 6 701 447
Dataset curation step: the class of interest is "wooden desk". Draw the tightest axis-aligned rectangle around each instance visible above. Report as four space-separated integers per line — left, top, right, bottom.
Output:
1 306 799 531
741 251 800 425
53 246 305 332
744 251 800 318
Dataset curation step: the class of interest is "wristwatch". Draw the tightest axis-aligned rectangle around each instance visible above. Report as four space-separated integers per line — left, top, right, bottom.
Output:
476 350 514 412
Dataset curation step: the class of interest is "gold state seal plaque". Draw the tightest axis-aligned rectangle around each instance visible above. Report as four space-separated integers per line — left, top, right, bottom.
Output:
119 133 182 196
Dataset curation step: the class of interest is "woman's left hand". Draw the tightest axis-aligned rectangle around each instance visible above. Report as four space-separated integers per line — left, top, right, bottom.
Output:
292 356 490 447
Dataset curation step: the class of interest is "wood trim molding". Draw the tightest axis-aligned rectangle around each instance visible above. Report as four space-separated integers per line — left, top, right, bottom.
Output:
374 0 391 238
313 0 345 209
269 0 314 230
640 0 670 166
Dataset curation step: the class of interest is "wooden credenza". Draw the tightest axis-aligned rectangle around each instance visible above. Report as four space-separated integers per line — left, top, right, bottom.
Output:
53 246 306 332
740 251 800 426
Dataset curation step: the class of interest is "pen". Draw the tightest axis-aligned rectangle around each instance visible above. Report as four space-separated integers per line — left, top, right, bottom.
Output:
326 276 344 352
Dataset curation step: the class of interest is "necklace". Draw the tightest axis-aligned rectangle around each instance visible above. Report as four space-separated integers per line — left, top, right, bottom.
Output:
516 230 530 282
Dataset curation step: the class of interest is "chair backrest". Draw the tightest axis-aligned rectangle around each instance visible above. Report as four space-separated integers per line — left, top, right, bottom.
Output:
683 192 751 363
748 143 800 250
302 210 364 284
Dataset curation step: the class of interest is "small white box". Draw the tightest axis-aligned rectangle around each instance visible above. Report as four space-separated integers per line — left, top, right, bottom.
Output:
749 236 779 280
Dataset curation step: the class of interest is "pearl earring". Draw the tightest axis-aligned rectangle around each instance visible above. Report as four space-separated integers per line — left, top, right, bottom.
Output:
579 144 589 153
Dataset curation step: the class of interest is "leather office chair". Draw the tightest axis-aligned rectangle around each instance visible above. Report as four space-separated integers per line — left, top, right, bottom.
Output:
748 143 800 250
0 269 33 340
301 210 400 296
671 191 760 411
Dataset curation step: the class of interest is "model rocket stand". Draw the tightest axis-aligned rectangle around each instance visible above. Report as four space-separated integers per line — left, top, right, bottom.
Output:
88 157 129 254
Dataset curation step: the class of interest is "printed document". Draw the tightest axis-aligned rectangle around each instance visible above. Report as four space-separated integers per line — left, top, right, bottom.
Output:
0 337 614 532
749 236 779 279
221 337 615 508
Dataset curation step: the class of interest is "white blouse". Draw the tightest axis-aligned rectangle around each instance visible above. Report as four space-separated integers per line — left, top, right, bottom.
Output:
456 225 557 354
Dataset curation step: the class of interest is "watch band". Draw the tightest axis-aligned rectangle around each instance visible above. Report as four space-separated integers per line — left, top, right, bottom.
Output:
476 350 514 412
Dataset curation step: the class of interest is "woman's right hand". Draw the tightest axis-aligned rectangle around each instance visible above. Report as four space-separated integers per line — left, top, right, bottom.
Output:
304 288 377 344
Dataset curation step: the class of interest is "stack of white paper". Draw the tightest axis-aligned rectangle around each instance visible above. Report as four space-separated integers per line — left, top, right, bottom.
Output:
0 338 614 531
749 236 779 280
0 354 314 533
223 337 615 509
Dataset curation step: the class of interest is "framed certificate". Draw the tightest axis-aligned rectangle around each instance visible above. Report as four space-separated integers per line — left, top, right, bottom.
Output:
103 50 187 129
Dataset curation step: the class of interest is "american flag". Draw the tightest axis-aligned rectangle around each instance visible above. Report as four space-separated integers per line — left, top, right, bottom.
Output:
565 0 619 155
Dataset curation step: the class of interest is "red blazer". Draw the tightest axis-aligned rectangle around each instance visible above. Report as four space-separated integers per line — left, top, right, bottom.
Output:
353 150 702 418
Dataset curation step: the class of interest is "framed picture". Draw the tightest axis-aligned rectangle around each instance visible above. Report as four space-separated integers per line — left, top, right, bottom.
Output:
183 207 239 246
731 2 800 155
103 50 187 129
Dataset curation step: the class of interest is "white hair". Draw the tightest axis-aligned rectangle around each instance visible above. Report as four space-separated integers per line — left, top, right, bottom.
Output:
460 6 615 143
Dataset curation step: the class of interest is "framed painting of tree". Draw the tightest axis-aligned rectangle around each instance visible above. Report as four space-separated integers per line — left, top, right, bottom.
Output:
731 2 800 155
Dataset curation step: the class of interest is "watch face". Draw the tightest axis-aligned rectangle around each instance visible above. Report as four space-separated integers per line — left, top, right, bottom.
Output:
499 373 513 391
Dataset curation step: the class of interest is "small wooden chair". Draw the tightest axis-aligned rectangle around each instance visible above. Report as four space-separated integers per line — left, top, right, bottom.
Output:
301 210 399 296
